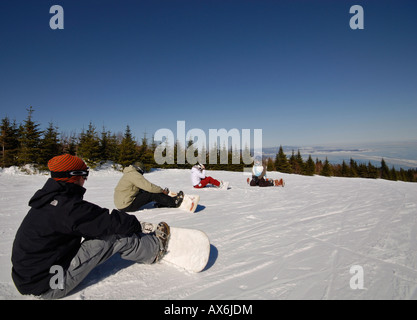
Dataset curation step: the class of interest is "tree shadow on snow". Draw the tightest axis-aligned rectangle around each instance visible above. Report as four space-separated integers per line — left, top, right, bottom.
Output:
202 244 218 272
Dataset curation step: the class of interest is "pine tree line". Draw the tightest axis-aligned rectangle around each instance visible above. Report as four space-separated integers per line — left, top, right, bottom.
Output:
0 107 157 171
1 108 416 182
0 107 254 172
268 146 417 183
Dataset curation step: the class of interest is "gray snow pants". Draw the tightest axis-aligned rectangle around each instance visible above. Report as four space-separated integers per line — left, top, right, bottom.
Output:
40 232 159 299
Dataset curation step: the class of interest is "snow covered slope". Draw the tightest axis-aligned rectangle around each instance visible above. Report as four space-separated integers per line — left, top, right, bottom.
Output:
1 168 417 300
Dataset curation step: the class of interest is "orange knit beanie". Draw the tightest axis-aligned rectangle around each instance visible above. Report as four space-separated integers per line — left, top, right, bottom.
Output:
48 154 88 183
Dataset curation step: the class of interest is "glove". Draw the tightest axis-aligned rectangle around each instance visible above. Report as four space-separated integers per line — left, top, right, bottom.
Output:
140 222 155 233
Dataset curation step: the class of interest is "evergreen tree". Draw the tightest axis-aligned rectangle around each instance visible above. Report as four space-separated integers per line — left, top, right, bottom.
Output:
349 158 358 177
227 145 244 172
18 106 42 165
172 138 185 169
208 142 219 170
156 136 174 169
380 158 391 180
38 122 61 168
367 161 378 179
241 143 252 168
61 132 77 155
333 163 342 177
390 166 398 181
77 122 101 167
170 140 180 169
289 150 297 173
305 155 315 176
118 125 138 168
296 150 305 174
139 134 156 172
0 116 20 167
398 168 407 182
357 163 368 178
99 127 119 163
315 158 323 174
148 134 160 169
341 160 349 177
185 135 206 168
198 142 207 166
138 133 149 161
219 142 228 167
406 169 416 182
266 157 275 171
320 157 333 176
275 146 292 173
99 127 111 161
108 133 120 163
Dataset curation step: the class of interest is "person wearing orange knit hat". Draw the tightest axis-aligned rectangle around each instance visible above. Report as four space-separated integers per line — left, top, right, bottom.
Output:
11 154 170 299
48 154 89 184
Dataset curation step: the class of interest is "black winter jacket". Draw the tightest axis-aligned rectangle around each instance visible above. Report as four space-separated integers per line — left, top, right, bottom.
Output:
11 178 141 296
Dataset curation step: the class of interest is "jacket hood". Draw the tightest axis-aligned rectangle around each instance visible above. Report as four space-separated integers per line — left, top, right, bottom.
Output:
123 165 141 174
29 178 86 209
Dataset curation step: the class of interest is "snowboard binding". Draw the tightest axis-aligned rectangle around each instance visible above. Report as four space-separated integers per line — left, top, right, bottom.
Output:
174 191 184 208
154 222 171 262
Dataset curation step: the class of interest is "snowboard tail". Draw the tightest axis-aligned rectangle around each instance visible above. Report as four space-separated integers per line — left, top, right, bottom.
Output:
169 192 200 213
142 223 210 273
163 227 210 272
219 181 230 190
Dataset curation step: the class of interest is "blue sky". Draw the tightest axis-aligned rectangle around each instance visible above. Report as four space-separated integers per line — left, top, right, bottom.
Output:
1 0 416 148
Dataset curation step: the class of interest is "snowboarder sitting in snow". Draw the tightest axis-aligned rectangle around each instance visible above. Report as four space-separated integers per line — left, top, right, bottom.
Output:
248 161 284 187
191 163 224 188
11 154 170 299
114 162 183 212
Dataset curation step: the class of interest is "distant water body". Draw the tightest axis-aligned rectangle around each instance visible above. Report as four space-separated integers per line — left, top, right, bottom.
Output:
263 141 417 170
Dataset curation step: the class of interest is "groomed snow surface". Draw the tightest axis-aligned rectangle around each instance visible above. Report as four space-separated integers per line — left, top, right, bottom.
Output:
1 166 417 300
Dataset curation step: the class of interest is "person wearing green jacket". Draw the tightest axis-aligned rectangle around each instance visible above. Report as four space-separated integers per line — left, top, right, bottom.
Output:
114 162 183 212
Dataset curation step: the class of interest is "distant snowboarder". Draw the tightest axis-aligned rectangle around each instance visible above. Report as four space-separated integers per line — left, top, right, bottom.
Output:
191 163 228 189
114 162 184 212
248 161 284 187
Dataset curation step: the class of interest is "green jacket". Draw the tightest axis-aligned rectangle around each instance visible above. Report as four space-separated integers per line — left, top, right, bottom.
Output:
114 165 164 209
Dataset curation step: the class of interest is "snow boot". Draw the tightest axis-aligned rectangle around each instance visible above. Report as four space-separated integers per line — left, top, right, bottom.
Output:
174 191 184 208
274 179 285 187
154 222 171 262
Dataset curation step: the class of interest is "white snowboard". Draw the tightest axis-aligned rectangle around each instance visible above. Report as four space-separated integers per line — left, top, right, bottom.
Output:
220 181 230 190
163 227 210 272
169 192 200 213
142 223 211 272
